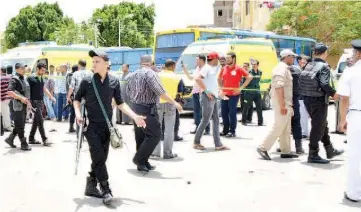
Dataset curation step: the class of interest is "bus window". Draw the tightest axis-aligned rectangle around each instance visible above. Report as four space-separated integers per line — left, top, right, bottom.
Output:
279 39 295 53
156 33 195 48
200 32 226 39
303 41 311 56
295 40 302 55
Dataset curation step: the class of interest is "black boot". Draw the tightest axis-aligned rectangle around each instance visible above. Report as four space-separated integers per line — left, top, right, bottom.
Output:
325 144 344 159
84 176 102 198
5 133 17 148
20 138 31 151
295 141 305 154
308 149 329 164
69 124 76 133
100 181 113 205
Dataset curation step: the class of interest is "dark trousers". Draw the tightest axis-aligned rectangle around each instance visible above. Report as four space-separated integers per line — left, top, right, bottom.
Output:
303 96 331 151
131 103 161 166
221 95 240 134
69 105 75 125
291 96 302 147
84 122 110 182
10 104 27 141
56 93 67 121
29 100 47 142
242 92 263 124
193 93 210 132
162 109 180 137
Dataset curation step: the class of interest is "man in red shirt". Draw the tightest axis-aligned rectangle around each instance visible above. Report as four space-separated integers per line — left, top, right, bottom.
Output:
218 52 253 137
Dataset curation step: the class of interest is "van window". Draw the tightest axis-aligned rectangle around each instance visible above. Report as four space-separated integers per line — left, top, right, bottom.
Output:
338 62 347 74
279 39 295 52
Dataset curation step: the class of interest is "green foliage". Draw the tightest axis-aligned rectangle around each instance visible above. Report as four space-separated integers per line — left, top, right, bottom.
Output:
91 2 155 48
267 1 361 55
51 20 95 45
5 2 68 49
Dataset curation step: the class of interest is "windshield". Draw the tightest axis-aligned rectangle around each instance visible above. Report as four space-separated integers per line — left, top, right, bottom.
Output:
175 54 200 74
156 33 195 48
0 58 37 74
338 62 347 74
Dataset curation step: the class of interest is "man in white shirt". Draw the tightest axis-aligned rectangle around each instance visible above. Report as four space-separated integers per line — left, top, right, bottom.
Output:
338 39 361 203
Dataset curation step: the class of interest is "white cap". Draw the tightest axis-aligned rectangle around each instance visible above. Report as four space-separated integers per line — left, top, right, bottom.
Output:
280 49 297 58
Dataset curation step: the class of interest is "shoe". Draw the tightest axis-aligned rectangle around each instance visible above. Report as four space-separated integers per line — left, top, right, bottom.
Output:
84 176 102 198
220 132 228 136
308 150 330 164
258 123 263 126
203 131 210 135
344 140 347 144
241 122 247 126
190 129 197 134
100 181 113 205
174 135 183 141
69 125 76 133
145 162 156 170
296 147 305 154
280 153 299 159
164 153 178 159
215 146 230 151
257 147 271 160
344 192 359 203
29 140 41 144
5 133 17 148
276 148 281 153
302 135 308 139
137 165 149 172
43 139 51 146
20 144 32 151
193 144 206 150
225 133 236 138
325 144 344 159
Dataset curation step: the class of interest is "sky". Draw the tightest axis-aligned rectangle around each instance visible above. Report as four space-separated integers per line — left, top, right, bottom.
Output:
0 0 215 32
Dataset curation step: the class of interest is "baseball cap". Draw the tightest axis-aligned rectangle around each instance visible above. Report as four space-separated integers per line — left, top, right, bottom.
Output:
89 50 109 61
351 40 361 50
314 43 328 54
207 52 219 60
15 63 26 69
280 49 298 59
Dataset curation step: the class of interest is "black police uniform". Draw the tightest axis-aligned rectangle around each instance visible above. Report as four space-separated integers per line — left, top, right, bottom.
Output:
242 69 263 125
5 72 31 150
290 65 304 152
75 72 123 199
299 43 344 163
27 74 48 145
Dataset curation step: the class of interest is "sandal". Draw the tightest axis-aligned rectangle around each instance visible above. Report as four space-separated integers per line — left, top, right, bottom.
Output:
193 144 206 150
215 146 230 151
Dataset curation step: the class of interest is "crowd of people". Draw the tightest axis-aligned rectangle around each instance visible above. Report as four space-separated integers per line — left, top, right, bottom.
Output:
1 39 361 204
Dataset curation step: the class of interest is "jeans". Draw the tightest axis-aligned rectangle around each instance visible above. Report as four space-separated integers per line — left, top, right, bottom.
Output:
43 96 56 119
194 93 222 147
193 93 210 132
221 95 240 134
55 93 67 121
153 103 176 157
291 96 302 147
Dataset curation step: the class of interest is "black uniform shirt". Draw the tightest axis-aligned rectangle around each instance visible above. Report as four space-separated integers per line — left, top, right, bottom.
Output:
75 73 124 123
27 75 44 100
245 69 262 90
8 73 26 96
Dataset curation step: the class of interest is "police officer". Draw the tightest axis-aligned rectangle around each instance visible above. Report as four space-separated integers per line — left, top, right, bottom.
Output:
299 43 344 164
74 50 146 205
241 60 263 126
338 39 361 203
4 63 32 151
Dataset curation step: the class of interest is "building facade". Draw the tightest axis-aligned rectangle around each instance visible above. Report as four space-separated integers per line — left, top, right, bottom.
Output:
213 0 235 28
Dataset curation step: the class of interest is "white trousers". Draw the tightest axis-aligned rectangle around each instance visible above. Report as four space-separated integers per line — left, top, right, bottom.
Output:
346 111 361 201
0 100 11 129
299 100 309 136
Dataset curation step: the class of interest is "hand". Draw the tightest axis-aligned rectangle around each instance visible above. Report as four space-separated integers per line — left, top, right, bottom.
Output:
175 102 183 112
338 121 347 133
76 116 83 125
333 93 340 101
21 97 31 106
233 90 241 96
219 91 229 100
280 105 288 115
134 115 147 128
206 92 214 100
67 97 72 104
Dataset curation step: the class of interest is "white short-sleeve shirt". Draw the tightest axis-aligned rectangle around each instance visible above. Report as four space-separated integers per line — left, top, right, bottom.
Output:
337 60 361 110
199 64 220 98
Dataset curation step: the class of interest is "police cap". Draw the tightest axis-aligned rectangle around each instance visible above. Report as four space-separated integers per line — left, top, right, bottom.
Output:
89 50 109 61
314 43 328 54
351 40 361 51
15 63 26 69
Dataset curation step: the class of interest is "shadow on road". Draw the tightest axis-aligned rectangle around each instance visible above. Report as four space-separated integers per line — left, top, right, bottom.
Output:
2 147 30 155
340 199 361 208
150 156 185 162
126 169 183 180
301 161 343 170
271 157 302 163
73 196 145 211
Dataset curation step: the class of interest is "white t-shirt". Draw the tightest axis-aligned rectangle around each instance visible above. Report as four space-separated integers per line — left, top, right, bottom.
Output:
337 60 361 110
199 64 220 98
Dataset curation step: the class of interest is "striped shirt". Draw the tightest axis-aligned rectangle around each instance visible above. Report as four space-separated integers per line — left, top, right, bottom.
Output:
70 70 93 94
127 66 165 105
54 73 67 94
1 74 11 101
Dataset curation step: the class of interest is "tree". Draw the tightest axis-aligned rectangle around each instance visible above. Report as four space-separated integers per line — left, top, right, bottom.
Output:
51 20 95 45
4 2 70 49
267 1 361 55
91 2 155 48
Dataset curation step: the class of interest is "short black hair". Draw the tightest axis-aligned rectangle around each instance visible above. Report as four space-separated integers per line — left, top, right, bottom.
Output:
72 64 79 72
165 59 176 68
198 55 206 62
6 65 13 75
243 62 250 66
78 59 86 67
296 54 310 63
227 52 236 60
1 66 6 74
37 62 47 69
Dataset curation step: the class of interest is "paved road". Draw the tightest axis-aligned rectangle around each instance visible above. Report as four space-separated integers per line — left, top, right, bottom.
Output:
0 105 358 212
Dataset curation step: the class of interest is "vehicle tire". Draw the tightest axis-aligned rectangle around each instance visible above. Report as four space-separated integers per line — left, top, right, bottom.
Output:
262 92 271 110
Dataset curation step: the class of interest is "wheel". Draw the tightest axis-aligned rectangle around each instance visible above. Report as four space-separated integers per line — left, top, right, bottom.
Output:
262 92 271 110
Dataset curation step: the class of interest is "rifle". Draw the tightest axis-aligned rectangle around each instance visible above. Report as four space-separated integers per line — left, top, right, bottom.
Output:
75 104 86 175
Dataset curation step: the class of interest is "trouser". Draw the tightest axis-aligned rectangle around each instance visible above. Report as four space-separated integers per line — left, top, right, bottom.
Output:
346 111 361 201
29 100 47 142
122 102 132 124
221 95 240 134
0 100 11 129
303 96 331 151
43 96 55 119
259 102 292 153
55 93 67 121
161 108 180 137
10 104 27 141
69 105 75 125
299 99 309 136
193 93 210 132
153 103 176 157
194 93 223 147
291 96 302 147
84 121 110 182
131 103 161 166
242 92 263 124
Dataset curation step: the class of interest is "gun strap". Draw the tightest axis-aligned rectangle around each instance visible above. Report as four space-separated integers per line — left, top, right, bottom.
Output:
91 76 113 130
